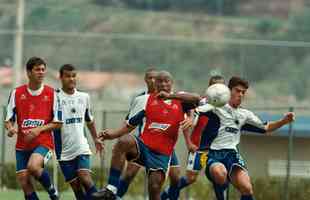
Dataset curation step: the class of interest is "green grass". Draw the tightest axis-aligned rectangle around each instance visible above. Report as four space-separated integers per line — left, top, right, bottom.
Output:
0 190 74 200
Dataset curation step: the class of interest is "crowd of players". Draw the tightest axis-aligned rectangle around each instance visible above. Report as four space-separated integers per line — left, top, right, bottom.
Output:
4 57 295 200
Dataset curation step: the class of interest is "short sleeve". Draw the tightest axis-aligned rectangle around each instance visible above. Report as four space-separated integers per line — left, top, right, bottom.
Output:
53 91 63 123
5 89 16 122
85 94 94 122
126 94 148 127
241 110 266 134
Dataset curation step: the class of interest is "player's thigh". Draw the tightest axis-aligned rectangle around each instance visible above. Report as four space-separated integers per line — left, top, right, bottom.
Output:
168 166 181 185
148 170 166 192
27 146 52 171
230 167 253 194
114 135 139 158
208 162 228 185
186 170 199 184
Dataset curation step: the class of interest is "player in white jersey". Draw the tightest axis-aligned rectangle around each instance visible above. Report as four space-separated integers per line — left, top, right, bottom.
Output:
54 64 103 200
158 76 295 200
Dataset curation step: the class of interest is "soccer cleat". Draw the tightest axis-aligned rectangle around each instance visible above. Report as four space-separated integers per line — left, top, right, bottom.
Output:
92 187 117 200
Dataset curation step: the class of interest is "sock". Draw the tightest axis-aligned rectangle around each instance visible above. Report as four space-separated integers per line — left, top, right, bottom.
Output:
85 185 97 200
160 188 169 200
117 179 130 197
107 168 122 194
241 195 254 200
37 170 58 199
167 185 180 200
177 176 190 190
73 189 85 200
213 183 226 200
25 192 39 200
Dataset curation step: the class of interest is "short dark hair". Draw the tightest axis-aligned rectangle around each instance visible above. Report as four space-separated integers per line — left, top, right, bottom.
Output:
228 76 249 90
209 75 225 86
26 57 46 71
59 64 76 77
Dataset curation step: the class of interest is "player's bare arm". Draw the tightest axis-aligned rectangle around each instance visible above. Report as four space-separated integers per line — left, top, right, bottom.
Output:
4 121 18 137
157 91 202 104
265 112 295 135
86 121 104 153
99 123 135 141
24 122 62 142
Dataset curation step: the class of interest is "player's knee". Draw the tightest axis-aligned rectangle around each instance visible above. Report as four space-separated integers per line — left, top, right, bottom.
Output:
149 182 162 194
77 171 93 187
210 168 227 185
70 179 82 191
17 173 29 187
27 163 41 177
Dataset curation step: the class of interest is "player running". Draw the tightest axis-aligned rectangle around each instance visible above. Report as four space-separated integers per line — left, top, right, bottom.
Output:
5 57 62 200
54 64 103 200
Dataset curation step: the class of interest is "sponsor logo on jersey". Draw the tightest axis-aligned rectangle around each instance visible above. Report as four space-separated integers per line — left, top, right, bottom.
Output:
149 122 170 131
65 117 82 124
225 127 239 134
22 119 45 128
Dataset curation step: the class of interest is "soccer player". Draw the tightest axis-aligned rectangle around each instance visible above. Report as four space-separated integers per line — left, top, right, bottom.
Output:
4 57 62 200
54 64 103 200
160 76 295 200
160 75 226 200
92 71 196 200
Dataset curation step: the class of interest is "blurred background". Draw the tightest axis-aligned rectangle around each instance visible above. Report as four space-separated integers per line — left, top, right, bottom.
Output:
0 0 310 199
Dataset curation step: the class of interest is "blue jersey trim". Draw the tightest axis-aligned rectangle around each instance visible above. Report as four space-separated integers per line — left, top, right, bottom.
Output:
53 129 62 160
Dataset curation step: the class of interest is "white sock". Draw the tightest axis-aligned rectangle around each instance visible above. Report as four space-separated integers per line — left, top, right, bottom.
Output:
107 184 117 194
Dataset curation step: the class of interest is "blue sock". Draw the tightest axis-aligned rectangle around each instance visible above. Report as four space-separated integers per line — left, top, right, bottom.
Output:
167 185 180 200
25 192 39 200
108 168 121 188
213 183 226 200
241 195 254 200
177 176 190 190
160 188 169 200
37 170 57 198
117 179 130 197
73 189 85 200
85 185 97 200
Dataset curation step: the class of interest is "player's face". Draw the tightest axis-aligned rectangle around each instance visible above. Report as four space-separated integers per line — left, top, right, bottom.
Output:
230 85 247 107
61 70 77 90
144 71 157 92
27 64 46 85
156 75 173 93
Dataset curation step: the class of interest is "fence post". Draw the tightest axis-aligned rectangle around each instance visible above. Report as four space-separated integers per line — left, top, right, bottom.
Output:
284 107 294 200
99 110 107 188
1 106 6 190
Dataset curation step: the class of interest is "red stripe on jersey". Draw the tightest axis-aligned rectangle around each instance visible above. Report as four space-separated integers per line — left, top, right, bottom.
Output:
15 85 55 150
140 94 185 156
191 115 209 147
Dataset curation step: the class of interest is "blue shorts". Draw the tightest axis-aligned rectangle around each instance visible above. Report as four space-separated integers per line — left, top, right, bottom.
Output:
16 146 52 172
169 150 179 167
133 136 170 174
186 151 208 171
206 149 247 182
59 155 91 182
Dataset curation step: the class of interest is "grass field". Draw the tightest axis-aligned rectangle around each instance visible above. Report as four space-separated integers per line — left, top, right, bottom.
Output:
0 190 74 200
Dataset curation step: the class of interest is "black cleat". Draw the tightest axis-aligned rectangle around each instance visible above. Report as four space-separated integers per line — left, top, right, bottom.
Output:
92 187 117 200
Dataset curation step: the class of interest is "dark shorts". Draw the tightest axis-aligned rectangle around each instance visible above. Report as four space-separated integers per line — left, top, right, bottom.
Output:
169 150 179 167
206 149 247 182
132 136 170 174
59 155 91 182
16 146 52 172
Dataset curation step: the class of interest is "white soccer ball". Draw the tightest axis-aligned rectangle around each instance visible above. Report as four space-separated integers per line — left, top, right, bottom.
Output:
205 83 231 107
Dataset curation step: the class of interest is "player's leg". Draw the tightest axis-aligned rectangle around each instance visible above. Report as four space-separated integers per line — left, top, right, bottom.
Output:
148 170 166 200
117 162 141 197
59 159 86 200
230 167 254 200
16 150 39 200
92 134 139 200
76 155 97 200
27 146 58 200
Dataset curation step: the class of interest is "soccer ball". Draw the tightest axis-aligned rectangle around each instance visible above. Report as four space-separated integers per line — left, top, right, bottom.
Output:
205 83 230 107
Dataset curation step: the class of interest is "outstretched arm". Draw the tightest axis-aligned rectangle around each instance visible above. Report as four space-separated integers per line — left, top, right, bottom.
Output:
99 123 135 140
265 112 295 135
156 91 202 104
87 121 103 153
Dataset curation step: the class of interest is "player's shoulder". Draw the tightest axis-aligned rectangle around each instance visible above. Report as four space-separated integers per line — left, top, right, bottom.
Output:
75 89 90 97
43 85 55 92
134 93 150 102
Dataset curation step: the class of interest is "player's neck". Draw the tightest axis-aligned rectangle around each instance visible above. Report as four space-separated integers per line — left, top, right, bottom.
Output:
28 82 42 91
229 101 239 108
62 87 75 95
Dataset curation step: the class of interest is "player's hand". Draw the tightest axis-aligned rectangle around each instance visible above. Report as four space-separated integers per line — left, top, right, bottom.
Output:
7 127 18 137
99 129 112 141
282 112 295 124
156 91 171 100
94 138 104 154
23 128 40 142
180 117 194 130
187 142 198 153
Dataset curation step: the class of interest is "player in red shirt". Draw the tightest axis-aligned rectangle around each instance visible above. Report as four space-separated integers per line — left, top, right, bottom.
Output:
92 71 196 200
5 57 63 200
